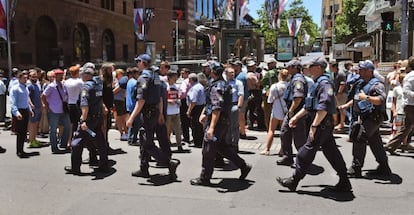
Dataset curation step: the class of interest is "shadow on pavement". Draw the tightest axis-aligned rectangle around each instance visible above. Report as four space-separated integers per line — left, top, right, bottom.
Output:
91 159 117 180
238 150 255 155
139 174 181 186
296 187 355 202
26 151 40 157
212 178 255 193
108 148 127 155
363 172 403 185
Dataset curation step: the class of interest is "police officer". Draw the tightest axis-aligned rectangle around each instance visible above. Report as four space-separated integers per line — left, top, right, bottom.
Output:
277 59 308 166
277 57 351 192
190 65 252 186
347 60 391 178
64 67 109 175
126 54 179 180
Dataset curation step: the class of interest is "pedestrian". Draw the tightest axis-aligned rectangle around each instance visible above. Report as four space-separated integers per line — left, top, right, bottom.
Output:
0 69 6 123
64 67 109 175
330 60 348 131
186 73 206 148
126 54 180 180
10 71 34 158
64 65 83 146
232 60 248 139
277 57 351 192
261 57 279 130
27 69 43 148
126 67 141 146
100 63 116 153
261 69 289 156
166 70 183 151
277 59 308 166
385 57 414 154
179 68 191 144
190 65 252 186
41 69 71 153
113 68 129 141
347 60 392 178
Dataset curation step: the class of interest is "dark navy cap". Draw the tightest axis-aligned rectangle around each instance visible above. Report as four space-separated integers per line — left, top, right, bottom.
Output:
286 59 302 68
135 54 151 63
358 60 375 71
308 57 328 68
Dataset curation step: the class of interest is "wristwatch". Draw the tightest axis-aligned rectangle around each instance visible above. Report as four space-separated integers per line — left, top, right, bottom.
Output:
366 96 370 101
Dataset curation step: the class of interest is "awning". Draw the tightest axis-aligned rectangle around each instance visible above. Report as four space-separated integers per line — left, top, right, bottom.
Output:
195 25 219 36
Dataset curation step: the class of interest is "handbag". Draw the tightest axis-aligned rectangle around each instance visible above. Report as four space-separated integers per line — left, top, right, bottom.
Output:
56 85 69 113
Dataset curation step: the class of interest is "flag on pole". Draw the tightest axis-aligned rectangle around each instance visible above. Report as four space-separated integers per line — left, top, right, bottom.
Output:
287 18 302 37
277 0 288 28
0 0 7 41
133 8 144 40
240 0 250 20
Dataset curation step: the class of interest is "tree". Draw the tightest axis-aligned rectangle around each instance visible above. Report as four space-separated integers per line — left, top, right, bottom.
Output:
334 0 367 43
254 0 319 50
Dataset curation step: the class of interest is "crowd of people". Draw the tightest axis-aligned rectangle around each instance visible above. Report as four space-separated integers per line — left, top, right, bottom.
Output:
2 53 414 190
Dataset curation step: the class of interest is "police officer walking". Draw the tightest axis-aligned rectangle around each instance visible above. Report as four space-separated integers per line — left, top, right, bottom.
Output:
64 67 109 175
190 65 252 186
126 54 180 180
347 60 392 178
277 59 308 166
277 57 351 192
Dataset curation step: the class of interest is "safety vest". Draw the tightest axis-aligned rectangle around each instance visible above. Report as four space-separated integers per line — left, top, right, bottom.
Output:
282 73 307 109
305 74 336 114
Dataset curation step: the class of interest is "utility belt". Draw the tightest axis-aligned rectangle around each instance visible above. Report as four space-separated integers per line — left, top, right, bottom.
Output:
360 110 384 122
207 114 230 125
314 115 334 129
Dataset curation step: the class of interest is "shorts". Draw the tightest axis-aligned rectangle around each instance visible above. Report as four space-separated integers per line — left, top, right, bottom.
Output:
68 104 81 124
29 107 42 122
114 100 127 116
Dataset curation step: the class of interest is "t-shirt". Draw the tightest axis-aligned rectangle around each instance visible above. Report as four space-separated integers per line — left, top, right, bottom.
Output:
64 78 83 104
166 83 180 115
393 85 404 115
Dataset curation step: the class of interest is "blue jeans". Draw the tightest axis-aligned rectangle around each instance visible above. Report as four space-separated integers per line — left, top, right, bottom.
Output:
48 111 71 151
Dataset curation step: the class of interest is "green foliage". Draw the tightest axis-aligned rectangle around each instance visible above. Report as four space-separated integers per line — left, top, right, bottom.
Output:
334 0 367 43
254 0 319 48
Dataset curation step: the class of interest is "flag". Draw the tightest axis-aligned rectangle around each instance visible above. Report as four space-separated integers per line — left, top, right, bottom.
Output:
240 0 249 20
266 0 289 30
287 18 302 37
277 0 288 28
133 8 144 40
303 30 310 45
0 0 7 41
208 34 216 47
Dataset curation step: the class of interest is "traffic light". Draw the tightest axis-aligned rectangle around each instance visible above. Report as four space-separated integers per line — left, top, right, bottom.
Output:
381 12 394 32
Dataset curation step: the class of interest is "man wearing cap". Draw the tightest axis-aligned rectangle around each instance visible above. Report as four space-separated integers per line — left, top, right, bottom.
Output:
277 57 351 192
330 60 348 131
261 57 278 130
127 54 180 180
64 67 109 175
347 60 391 178
385 56 414 154
190 65 252 186
42 69 71 153
246 60 266 130
277 59 308 166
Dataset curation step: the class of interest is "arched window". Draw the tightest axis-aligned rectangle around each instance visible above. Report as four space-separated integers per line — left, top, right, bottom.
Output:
102 29 115 61
73 24 90 62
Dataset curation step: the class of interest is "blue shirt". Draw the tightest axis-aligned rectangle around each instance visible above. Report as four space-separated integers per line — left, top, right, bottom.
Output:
236 71 248 100
126 78 137 112
187 82 205 106
10 82 32 116
228 79 244 103
27 81 42 109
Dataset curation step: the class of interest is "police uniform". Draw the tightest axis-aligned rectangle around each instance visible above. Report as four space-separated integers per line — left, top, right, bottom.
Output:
190 74 251 185
278 72 308 165
68 75 108 173
349 77 390 176
133 68 179 178
277 73 351 192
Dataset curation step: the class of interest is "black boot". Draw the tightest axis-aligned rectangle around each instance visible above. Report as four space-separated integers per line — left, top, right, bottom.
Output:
347 166 362 178
369 163 392 176
328 177 352 192
276 176 299 191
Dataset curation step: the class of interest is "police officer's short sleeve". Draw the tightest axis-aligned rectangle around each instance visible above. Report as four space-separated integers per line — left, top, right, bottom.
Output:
292 77 306 98
135 75 149 101
315 81 334 111
210 85 223 111
370 82 386 103
80 82 92 107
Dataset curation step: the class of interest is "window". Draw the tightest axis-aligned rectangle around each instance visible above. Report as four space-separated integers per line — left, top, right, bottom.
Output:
123 1 127 15
73 24 90 62
78 0 89 3
122 44 128 61
102 30 115 61
101 0 114 11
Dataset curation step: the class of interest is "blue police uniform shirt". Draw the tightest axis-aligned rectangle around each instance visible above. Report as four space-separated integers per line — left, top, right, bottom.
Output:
187 82 206 106
305 75 336 114
135 69 161 105
353 78 386 114
284 73 307 103
80 79 103 115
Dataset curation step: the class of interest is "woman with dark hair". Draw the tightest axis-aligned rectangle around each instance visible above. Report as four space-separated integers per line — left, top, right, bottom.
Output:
100 63 116 152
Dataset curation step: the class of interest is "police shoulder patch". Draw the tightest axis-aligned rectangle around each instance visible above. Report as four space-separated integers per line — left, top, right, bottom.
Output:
327 87 334 96
81 89 88 97
295 81 303 90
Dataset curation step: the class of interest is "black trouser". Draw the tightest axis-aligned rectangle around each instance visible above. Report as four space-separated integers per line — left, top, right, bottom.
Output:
71 116 107 171
200 122 247 180
247 89 265 128
156 121 171 160
180 98 190 141
139 107 170 171
190 105 204 147
68 104 81 136
352 117 388 168
280 113 307 159
14 109 29 154
293 119 347 180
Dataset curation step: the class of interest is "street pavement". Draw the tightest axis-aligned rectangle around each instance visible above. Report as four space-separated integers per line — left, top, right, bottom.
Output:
1 124 414 215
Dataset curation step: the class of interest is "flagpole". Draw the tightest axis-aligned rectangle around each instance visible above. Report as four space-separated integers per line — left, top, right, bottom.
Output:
6 0 12 79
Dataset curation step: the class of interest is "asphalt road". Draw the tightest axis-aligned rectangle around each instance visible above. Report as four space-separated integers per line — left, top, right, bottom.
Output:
1 123 414 215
